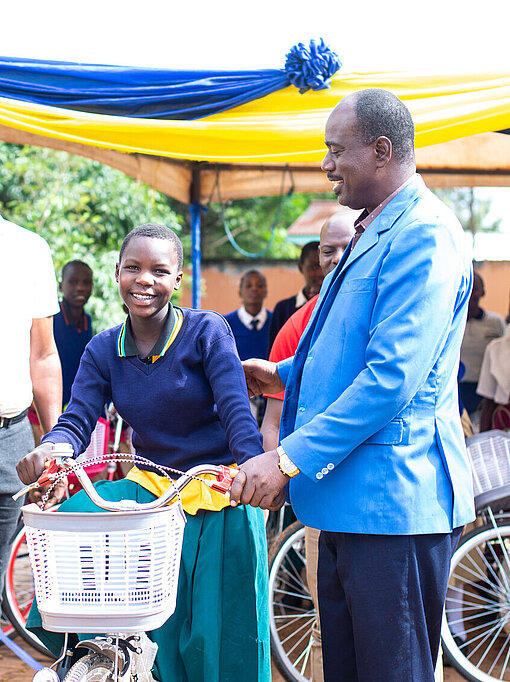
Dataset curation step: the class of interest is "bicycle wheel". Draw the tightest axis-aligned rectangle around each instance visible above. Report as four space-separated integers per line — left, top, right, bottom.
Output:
442 521 510 682
63 653 115 682
269 521 315 682
2 523 52 657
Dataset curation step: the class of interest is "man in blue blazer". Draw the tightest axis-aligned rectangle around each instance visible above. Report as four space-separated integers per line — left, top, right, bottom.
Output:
230 89 475 681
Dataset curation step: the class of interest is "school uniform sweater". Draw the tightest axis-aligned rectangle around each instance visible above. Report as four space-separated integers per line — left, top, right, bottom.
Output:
42 308 263 472
224 309 272 360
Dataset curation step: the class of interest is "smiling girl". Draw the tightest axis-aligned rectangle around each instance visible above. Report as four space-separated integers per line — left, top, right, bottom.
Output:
18 224 270 682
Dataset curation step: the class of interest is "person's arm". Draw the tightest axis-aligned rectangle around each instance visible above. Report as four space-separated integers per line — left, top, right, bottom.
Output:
30 316 62 434
479 398 496 432
260 397 284 452
18 339 110 484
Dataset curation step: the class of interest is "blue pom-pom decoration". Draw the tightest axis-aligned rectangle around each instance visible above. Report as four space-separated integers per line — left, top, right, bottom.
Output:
284 38 341 94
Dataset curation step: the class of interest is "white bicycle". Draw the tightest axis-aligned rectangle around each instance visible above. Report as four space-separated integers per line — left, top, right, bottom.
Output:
442 430 510 682
15 448 235 682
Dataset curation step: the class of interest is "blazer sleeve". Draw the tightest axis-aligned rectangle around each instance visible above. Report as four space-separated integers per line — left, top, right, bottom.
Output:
281 215 472 480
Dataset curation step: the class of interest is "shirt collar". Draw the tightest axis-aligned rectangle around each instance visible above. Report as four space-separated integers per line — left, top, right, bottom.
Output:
355 175 415 232
295 289 308 308
60 300 88 333
117 303 183 363
237 305 267 329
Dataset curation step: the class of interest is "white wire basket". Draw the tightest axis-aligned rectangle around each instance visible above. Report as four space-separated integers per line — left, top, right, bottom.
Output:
21 502 186 633
466 430 510 497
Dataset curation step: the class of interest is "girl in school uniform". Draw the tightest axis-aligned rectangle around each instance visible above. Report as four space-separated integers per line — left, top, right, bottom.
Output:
18 223 270 682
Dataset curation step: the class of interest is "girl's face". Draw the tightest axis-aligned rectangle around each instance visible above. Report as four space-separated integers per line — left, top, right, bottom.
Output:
115 237 182 321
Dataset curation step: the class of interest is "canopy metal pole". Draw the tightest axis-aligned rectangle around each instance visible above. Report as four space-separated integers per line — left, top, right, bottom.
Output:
190 164 202 309
189 202 201 309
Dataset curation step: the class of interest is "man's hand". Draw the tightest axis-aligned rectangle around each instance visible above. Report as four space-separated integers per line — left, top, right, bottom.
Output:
242 359 285 397
230 449 290 509
16 442 54 485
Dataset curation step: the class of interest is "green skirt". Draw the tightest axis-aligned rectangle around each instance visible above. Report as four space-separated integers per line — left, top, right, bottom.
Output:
27 479 271 682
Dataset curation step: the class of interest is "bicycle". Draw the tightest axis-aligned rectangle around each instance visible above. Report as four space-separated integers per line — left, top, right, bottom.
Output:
16 448 236 682
1 413 126 654
269 519 314 682
441 430 510 682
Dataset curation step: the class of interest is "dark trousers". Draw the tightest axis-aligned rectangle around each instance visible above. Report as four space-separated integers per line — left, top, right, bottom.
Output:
317 527 463 682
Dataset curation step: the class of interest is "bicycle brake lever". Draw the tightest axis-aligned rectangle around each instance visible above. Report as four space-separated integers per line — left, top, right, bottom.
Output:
12 459 69 501
208 465 237 494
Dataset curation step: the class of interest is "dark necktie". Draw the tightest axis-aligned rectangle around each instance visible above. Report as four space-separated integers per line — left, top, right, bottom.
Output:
250 319 259 330
350 224 365 253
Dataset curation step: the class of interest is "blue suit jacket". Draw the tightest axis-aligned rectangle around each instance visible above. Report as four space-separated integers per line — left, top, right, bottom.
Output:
278 175 475 534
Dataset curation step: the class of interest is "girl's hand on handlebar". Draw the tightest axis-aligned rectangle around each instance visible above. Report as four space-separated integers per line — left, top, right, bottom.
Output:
16 442 55 485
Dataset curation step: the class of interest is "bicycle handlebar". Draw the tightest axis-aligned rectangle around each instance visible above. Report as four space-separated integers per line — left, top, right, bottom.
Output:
15 456 238 512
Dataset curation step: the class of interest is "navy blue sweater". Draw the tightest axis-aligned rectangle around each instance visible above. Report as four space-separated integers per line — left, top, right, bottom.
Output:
224 310 272 361
42 308 263 472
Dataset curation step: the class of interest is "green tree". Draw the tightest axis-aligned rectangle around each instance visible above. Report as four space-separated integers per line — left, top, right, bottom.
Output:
432 188 501 238
0 142 333 327
0 143 184 331
202 192 330 260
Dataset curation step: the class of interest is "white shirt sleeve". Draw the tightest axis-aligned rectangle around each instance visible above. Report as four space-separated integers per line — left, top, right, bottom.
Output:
31 232 59 318
477 342 497 400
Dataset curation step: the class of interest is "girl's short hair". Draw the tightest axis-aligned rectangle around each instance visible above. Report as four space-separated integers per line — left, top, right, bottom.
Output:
119 224 183 269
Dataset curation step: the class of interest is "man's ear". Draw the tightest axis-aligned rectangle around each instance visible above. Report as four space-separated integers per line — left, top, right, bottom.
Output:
58 281 63 292
115 263 120 282
298 261 304 275
374 136 392 168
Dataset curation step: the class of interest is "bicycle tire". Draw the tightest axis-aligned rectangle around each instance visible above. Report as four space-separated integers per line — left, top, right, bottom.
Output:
63 653 115 682
2 523 52 657
268 520 314 682
441 520 510 682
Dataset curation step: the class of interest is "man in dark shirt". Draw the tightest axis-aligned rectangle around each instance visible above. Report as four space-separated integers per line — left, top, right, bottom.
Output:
53 260 93 407
268 241 323 347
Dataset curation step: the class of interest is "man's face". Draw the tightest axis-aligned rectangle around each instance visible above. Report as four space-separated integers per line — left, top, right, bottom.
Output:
239 273 266 307
319 216 353 275
299 250 324 296
321 99 378 212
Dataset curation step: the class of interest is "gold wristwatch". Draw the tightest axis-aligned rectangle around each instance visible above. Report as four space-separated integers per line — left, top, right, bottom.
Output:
277 445 299 478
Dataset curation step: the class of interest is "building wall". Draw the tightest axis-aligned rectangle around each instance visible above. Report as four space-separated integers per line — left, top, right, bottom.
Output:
474 261 510 319
180 260 510 319
180 260 305 315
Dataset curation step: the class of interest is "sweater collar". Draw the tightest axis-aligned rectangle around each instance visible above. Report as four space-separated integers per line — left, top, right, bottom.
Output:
116 304 183 363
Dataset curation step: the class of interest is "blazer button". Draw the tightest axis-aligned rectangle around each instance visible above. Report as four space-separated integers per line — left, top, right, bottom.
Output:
298 406 305 412
316 472 323 480
327 463 334 470
321 467 329 475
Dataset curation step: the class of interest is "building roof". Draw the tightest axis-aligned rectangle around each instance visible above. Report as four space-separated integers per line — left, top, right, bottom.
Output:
286 201 357 244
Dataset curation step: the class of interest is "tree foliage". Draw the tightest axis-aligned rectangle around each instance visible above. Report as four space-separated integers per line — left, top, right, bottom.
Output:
0 143 502 331
432 188 501 236
0 143 184 331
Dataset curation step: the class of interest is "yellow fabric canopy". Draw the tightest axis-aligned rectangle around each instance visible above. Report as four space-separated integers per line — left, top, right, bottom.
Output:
0 70 509 163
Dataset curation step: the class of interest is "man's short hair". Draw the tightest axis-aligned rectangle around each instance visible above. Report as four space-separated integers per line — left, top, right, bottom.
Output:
119 224 183 270
61 260 92 279
353 89 415 163
239 269 267 288
300 241 320 264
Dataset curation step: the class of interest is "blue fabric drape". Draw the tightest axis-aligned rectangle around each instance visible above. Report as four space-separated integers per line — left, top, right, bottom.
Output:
0 56 288 119
0 41 340 120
